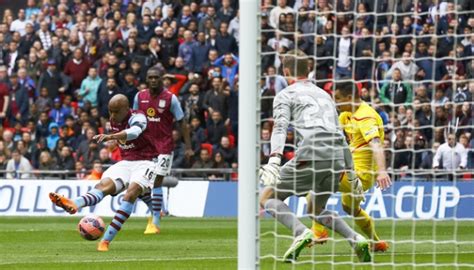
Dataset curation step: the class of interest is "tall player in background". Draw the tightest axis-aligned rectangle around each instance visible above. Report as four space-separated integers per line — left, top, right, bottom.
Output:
309 82 392 252
259 50 371 262
49 94 157 251
134 65 193 234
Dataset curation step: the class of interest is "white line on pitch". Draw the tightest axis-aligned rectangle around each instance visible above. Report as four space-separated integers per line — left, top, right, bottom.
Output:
1 251 474 266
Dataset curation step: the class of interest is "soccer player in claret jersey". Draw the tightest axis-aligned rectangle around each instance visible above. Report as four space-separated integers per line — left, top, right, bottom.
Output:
309 82 392 252
49 94 157 251
259 50 371 262
133 65 193 234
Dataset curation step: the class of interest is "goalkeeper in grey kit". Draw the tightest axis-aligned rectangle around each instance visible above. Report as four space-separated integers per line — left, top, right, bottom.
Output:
259 50 372 262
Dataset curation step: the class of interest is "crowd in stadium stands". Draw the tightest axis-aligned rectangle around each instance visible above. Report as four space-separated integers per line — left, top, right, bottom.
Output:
0 0 472 180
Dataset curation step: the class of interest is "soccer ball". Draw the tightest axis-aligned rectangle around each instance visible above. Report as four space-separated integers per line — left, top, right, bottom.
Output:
78 215 105 241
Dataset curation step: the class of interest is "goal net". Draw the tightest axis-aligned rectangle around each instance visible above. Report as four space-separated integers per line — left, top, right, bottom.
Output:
253 0 474 269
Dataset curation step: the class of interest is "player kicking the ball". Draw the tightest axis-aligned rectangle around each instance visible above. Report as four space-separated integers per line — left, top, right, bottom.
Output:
308 82 392 252
49 94 157 251
133 65 193 234
259 50 371 262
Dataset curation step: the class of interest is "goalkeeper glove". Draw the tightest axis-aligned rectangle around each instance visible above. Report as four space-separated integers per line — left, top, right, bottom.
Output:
347 171 365 202
259 156 281 186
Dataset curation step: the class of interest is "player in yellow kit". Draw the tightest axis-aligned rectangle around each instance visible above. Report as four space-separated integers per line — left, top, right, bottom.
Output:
308 82 392 252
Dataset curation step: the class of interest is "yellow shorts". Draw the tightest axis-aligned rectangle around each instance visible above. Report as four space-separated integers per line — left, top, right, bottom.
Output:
338 166 376 209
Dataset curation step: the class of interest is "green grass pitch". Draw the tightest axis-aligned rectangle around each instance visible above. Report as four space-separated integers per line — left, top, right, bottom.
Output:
0 217 473 269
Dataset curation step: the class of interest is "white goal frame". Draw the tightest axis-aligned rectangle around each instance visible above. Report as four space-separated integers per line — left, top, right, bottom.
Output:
238 0 260 269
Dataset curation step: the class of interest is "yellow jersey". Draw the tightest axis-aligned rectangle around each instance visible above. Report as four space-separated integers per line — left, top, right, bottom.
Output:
339 102 384 181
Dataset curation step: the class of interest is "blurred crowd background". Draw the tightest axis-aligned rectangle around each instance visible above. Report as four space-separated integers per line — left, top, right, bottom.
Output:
0 0 472 180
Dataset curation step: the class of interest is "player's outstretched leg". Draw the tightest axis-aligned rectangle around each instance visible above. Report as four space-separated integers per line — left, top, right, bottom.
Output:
306 193 329 244
138 191 161 235
49 178 115 214
314 210 371 262
98 182 142 252
149 186 163 233
341 193 389 252
49 192 79 214
260 188 313 262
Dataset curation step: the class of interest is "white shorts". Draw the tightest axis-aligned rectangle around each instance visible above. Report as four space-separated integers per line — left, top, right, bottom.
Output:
102 160 155 195
153 154 173 176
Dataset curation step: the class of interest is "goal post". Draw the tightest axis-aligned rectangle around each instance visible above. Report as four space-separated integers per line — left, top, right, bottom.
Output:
238 0 260 269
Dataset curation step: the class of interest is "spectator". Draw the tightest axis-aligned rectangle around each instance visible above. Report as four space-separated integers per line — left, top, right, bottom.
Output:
57 146 75 173
209 152 228 180
0 75 9 125
98 148 114 166
76 128 96 162
38 150 57 173
8 73 29 125
86 161 103 180
17 67 35 99
468 136 474 170
161 27 179 66
121 71 138 105
432 87 449 107
379 68 413 107
386 51 420 81
172 129 186 168
49 98 71 127
37 60 68 99
181 82 205 124
6 149 33 179
190 117 207 156
178 30 196 68
261 76 279 117
19 23 35 55
217 0 235 23
203 77 228 119
354 28 374 81
453 80 470 103
190 148 214 178
228 10 239 44
261 128 271 164
265 66 288 95
269 0 294 29
106 140 122 162
228 78 238 138
190 32 211 73
433 133 468 170
83 140 100 169
97 77 122 120
206 111 227 146
79 67 102 107
0 153 7 178
75 161 87 179
335 25 353 79
137 15 156 41
214 53 239 86
214 136 237 166
10 9 30 36
37 21 52 50
64 49 91 91
215 22 238 56
46 122 60 151
161 72 187 96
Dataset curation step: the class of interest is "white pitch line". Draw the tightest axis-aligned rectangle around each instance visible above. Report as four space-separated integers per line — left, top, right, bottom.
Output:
1 251 473 266
0 256 237 266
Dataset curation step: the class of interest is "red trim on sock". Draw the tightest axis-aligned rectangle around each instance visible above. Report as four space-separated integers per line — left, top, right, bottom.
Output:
117 210 130 218
114 216 124 224
110 222 121 231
